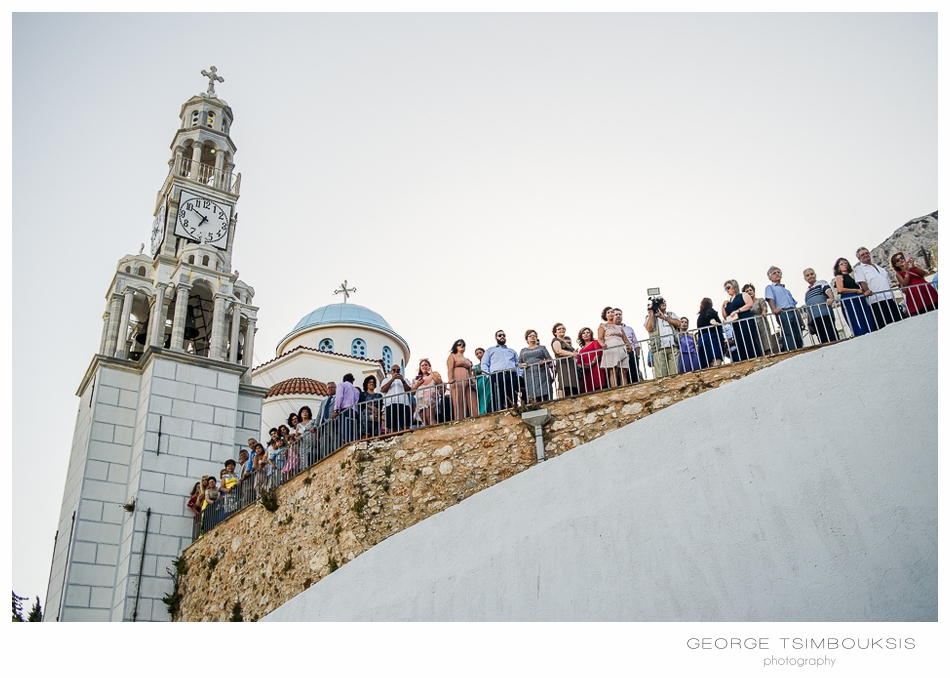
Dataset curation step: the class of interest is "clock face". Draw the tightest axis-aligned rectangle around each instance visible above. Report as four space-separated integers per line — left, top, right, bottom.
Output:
150 199 167 257
175 191 231 249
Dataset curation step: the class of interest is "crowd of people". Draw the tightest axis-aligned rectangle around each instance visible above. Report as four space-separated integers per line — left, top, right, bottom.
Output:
188 247 936 536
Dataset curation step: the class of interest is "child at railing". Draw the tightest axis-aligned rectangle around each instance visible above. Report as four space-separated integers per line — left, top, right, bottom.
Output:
252 442 269 491
278 424 299 477
200 477 220 533
220 459 240 515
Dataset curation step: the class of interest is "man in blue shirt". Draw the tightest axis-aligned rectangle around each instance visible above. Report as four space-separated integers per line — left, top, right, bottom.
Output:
482 330 520 411
765 266 804 351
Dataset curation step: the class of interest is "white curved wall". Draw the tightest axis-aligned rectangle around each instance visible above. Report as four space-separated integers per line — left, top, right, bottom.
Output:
264 313 937 622
280 325 408 370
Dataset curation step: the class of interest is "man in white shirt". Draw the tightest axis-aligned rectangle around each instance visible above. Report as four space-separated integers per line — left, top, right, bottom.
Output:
854 247 902 330
380 364 413 432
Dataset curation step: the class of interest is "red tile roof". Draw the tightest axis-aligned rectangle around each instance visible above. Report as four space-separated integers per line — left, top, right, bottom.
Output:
264 377 330 399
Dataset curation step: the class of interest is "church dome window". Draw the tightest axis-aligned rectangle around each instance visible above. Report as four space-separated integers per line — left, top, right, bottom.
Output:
382 346 393 371
351 338 367 358
318 338 333 352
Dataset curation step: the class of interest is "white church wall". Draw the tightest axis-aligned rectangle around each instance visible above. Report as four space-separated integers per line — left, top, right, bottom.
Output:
253 350 365 389
280 325 407 371
264 312 937 622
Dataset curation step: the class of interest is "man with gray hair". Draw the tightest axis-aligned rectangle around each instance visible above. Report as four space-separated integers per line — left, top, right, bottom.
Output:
765 266 804 351
854 247 902 330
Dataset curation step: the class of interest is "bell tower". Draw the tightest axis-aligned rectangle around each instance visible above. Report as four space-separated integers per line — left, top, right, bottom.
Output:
45 69 268 622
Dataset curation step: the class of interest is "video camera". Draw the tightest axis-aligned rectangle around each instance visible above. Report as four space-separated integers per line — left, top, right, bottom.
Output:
647 287 664 314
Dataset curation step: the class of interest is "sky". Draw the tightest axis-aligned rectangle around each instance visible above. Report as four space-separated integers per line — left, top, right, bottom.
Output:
9 12 937 635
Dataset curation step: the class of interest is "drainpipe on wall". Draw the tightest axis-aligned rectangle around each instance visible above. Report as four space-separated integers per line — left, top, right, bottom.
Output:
521 409 552 462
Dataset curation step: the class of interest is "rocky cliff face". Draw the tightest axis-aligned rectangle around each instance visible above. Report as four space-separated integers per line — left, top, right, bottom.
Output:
869 211 938 275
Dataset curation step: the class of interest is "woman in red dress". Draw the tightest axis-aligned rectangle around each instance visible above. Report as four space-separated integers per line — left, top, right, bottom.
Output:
890 252 937 316
576 327 606 394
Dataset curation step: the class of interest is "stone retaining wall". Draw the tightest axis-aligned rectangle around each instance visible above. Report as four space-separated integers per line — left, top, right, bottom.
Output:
175 352 802 621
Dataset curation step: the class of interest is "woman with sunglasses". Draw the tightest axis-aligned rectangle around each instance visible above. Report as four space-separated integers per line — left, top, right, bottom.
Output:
890 252 937 316
576 327 606 393
723 279 762 362
446 340 478 420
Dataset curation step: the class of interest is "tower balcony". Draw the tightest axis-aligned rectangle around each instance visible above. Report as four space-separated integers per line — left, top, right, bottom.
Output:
157 156 241 209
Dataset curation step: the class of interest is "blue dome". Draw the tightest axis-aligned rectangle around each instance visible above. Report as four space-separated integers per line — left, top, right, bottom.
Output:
280 303 408 351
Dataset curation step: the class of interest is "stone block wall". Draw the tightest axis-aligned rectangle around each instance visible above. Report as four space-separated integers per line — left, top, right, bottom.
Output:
175 351 803 621
48 347 266 622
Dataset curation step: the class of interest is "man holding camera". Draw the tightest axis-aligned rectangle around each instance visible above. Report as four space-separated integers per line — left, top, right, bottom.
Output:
380 363 413 432
644 297 680 378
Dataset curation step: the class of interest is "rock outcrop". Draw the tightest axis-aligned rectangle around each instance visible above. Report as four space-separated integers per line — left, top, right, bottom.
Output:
869 211 938 275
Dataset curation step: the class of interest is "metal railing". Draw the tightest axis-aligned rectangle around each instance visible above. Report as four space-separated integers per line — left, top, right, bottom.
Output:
177 157 236 192
158 157 238 205
190 281 937 539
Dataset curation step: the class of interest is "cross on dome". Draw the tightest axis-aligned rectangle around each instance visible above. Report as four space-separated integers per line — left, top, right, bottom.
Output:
201 66 224 96
333 280 357 303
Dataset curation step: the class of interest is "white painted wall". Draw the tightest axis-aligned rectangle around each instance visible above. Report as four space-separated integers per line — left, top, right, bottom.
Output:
48 352 265 622
279 325 408 369
264 312 937 622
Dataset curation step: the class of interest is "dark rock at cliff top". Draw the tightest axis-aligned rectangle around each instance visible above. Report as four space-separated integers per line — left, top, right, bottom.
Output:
868 211 938 282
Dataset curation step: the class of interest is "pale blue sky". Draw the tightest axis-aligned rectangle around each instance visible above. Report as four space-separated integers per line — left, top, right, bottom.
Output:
11 12 936 612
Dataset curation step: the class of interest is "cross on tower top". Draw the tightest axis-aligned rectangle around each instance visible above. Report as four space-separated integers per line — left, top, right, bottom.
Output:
333 280 357 303
201 66 224 96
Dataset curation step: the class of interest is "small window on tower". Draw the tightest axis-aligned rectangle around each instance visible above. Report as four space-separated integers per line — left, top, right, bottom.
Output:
191 111 200 126
318 338 334 352
125 266 131 273
202 255 210 267
137 266 146 276
188 255 195 264
207 111 215 128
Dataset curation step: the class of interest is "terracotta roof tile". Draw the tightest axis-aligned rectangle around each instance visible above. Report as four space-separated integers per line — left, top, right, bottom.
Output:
264 377 330 399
